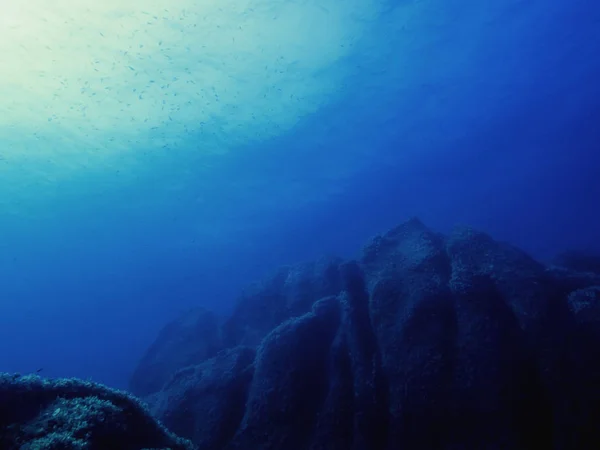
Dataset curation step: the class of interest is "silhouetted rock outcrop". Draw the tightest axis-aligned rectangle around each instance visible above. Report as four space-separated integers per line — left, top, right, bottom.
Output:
0 373 194 450
132 218 600 450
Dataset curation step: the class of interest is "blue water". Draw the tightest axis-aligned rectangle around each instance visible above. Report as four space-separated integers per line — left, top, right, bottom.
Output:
1 0 599 389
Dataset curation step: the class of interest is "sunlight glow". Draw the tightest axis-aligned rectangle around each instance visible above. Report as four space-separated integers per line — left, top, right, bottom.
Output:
0 0 379 166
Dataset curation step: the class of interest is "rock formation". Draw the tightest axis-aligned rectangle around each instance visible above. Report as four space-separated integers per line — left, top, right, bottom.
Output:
129 218 600 449
0 373 194 450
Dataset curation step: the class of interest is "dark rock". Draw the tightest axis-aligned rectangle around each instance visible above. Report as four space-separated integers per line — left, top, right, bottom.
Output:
446 228 600 449
568 286 600 324
307 328 354 450
148 346 255 449
448 274 550 449
130 218 600 450
221 257 343 348
560 286 600 448
129 258 342 403
0 373 194 450
335 261 388 450
361 218 455 448
299 262 389 450
129 307 221 397
227 296 341 450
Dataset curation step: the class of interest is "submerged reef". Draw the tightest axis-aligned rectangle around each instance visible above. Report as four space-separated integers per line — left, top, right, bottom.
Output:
132 218 600 450
3 218 600 449
0 373 195 450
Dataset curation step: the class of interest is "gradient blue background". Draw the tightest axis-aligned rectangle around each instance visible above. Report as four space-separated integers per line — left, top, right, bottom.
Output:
1 0 599 389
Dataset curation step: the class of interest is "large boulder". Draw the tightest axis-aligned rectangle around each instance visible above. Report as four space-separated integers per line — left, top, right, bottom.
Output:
0 373 194 450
